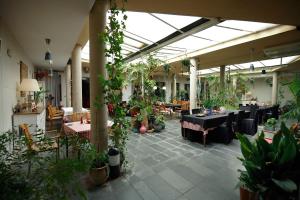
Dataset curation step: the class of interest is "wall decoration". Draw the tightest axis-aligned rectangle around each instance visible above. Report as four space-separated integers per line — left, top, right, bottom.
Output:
20 61 28 97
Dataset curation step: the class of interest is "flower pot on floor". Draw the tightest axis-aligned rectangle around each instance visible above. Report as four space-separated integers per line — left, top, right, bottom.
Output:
240 187 258 200
153 123 163 132
108 148 120 179
89 165 109 186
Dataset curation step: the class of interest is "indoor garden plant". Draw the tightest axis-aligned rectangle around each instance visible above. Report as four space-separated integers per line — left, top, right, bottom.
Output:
264 118 277 131
237 122 300 200
89 150 109 186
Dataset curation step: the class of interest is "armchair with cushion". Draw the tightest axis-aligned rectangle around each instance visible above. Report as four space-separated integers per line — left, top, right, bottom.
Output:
240 107 259 135
233 110 245 133
210 112 235 144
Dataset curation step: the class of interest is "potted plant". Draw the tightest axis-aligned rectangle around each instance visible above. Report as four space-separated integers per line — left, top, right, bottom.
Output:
153 115 165 132
203 99 213 115
237 122 300 200
89 151 109 186
264 118 277 131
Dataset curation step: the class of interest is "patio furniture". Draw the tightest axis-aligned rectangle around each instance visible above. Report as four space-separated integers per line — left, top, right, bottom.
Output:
233 110 245 133
19 123 60 160
192 108 202 114
210 112 235 144
47 105 63 130
240 108 259 135
181 113 228 146
265 105 280 120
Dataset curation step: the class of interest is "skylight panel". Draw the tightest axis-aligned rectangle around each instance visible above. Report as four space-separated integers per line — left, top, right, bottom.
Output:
124 31 153 45
194 26 248 42
238 61 264 69
218 20 277 32
151 13 200 29
124 36 145 48
170 36 216 52
199 69 215 75
125 11 176 42
282 55 300 64
261 58 281 66
81 41 89 60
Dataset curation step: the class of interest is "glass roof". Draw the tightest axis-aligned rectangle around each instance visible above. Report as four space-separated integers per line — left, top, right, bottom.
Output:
81 11 278 62
198 55 300 75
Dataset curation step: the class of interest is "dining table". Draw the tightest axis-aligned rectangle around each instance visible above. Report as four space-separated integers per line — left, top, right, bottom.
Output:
181 110 248 146
63 120 113 157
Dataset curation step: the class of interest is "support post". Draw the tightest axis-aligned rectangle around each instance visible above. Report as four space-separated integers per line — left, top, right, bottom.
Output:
89 0 109 152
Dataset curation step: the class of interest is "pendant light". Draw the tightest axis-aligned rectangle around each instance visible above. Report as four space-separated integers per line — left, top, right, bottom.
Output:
45 38 53 65
249 48 255 72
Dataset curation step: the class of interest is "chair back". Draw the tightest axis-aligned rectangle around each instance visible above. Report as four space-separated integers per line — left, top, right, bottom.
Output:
71 112 87 122
237 110 245 123
172 99 177 104
181 103 189 111
181 110 190 116
226 112 235 127
192 108 201 114
272 105 280 119
19 124 33 150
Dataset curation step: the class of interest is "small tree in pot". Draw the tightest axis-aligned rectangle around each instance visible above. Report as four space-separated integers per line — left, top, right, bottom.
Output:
89 150 109 186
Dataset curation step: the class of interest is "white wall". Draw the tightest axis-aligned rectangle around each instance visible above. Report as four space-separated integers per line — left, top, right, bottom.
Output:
247 74 294 106
0 19 34 132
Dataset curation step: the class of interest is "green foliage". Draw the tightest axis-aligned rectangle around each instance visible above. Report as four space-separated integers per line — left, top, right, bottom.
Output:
282 74 300 122
237 122 300 199
154 114 165 125
0 132 92 200
34 87 48 104
99 0 129 156
266 118 277 127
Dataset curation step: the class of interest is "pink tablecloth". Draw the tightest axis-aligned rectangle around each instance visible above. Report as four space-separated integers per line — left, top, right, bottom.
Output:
64 121 91 140
63 120 114 140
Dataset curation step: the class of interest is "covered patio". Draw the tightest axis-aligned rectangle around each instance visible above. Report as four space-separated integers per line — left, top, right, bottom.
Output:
1 0 300 199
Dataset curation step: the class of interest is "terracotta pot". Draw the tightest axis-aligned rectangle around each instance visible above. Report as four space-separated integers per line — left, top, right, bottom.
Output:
140 124 147 134
89 165 109 186
240 187 258 200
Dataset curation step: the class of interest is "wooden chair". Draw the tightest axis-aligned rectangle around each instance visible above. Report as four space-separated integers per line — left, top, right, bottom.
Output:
19 124 60 160
47 105 63 129
71 112 89 122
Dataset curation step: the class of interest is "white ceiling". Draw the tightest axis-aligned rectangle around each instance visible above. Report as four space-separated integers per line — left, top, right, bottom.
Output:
0 0 94 69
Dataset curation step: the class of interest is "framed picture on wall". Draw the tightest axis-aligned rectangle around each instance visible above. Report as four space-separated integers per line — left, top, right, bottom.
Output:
20 61 28 97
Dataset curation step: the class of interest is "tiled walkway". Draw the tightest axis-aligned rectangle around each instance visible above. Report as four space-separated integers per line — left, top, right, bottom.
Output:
88 119 242 200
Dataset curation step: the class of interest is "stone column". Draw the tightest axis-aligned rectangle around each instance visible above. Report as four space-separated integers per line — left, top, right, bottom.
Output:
272 72 278 105
232 76 237 90
220 65 225 90
66 59 72 107
90 0 109 152
71 44 82 112
190 59 197 111
172 73 177 101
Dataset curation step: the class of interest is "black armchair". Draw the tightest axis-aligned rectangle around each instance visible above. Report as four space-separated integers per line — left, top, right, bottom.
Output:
233 110 245 133
210 112 235 144
240 109 259 135
265 105 280 120
192 108 202 114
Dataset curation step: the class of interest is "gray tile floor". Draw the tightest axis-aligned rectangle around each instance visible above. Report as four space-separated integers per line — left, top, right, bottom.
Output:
88 119 243 200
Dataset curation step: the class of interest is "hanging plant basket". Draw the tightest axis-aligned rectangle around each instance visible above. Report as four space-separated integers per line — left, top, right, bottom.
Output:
163 64 171 75
181 59 191 73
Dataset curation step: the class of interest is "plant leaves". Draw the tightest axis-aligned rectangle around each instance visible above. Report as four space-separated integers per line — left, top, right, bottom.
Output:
272 179 297 193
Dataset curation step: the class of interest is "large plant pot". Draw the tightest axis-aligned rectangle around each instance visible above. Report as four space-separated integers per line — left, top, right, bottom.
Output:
240 187 258 200
153 124 163 132
108 148 120 179
89 165 109 186
139 124 147 134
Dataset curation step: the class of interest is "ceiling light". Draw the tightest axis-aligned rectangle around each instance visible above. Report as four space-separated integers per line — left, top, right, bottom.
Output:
45 38 53 64
250 64 254 71
261 69 266 74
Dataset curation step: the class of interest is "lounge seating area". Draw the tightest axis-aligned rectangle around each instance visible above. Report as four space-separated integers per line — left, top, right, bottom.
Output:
1 1 300 200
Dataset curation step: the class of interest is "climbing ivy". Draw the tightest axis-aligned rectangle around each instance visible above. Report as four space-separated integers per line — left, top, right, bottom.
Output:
98 0 129 160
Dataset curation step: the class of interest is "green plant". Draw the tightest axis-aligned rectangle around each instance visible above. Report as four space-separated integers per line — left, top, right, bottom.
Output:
34 87 48 105
163 64 171 75
266 118 277 128
154 114 165 125
0 132 92 200
203 98 213 109
237 122 300 199
98 0 129 158
91 150 108 168
282 74 300 122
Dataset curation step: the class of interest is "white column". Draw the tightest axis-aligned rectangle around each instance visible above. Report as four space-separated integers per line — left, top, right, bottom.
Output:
71 44 82 112
190 59 197 111
66 61 72 107
272 72 278 105
90 0 109 152
232 76 237 90
172 73 177 101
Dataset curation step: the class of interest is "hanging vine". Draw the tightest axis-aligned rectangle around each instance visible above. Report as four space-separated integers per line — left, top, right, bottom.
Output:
98 0 129 159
